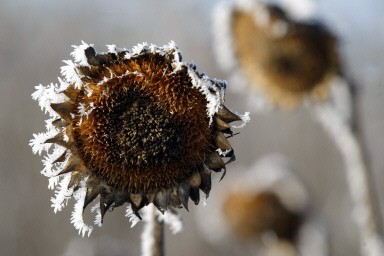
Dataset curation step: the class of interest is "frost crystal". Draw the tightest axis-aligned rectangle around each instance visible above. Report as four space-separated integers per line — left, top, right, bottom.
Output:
71 41 94 67
91 203 102 227
125 205 141 228
70 183 93 237
158 210 183 234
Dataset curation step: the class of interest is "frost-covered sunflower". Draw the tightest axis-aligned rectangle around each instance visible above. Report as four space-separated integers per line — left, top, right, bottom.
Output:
30 41 249 236
213 0 339 109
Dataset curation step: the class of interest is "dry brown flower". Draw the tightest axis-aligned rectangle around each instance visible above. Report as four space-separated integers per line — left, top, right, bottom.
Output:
223 191 303 242
214 1 339 109
30 42 249 236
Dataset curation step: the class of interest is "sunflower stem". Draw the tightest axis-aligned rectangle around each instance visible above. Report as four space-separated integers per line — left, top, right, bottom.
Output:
141 205 165 256
313 92 384 256
152 211 165 256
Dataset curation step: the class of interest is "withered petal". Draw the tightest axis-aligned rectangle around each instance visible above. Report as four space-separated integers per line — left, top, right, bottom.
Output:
205 151 226 171
129 193 144 209
199 171 212 196
113 190 130 208
215 131 232 150
50 102 76 122
67 171 82 189
62 85 80 100
214 116 231 131
100 189 115 222
188 172 202 188
44 132 70 149
216 105 241 123
52 150 67 164
57 156 81 176
154 191 169 212
83 186 101 210
177 182 190 211
52 118 68 129
189 186 200 205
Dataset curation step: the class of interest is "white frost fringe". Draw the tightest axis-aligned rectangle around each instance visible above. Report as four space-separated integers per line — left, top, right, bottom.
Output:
158 209 183 235
125 205 141 228
70 184 93 237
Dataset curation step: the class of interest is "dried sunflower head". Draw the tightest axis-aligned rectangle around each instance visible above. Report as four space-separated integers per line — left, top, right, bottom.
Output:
223 190 303 242
30 41 249 236
194 155 328 256
213 0 339 109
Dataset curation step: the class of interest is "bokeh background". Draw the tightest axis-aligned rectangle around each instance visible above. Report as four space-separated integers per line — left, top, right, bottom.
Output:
1 0 383 255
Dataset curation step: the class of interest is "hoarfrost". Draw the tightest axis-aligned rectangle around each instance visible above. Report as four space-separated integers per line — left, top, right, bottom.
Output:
29 132 56 155
229 110 250 128
41 146 67 177
187 69 225 124
60 60 83 89
71 41 94 66
125 205 141 228
106 44 117 54
47 176 60 190
132 42 149 55
91 203 103 227
71 183 93 237
32 83 65 117
51 173 73 213
158 210 183 234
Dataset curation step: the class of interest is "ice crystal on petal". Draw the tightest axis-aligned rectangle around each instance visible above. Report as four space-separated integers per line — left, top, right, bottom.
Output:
47 176 60 190
91 203 103 227
71 185 93 237
71 41 94 66
187 70 226 124
230 111 251 128
132 42 148 55
32 84 66 117
125 205 141 228
57 77 70 91
158 210 183 234
51 173 72 213
106 44 117 54
29 132 55 155
41 147 67 177
60 60 83 89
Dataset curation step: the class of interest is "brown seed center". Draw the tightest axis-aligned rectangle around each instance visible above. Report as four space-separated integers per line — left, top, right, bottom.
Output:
112 91 186 166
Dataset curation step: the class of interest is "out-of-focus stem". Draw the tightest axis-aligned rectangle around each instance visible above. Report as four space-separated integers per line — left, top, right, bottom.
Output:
314 101 384 256
152 211 164 256
141 205 165 256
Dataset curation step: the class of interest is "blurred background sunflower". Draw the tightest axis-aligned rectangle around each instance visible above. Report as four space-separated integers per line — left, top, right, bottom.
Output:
1 0 384 255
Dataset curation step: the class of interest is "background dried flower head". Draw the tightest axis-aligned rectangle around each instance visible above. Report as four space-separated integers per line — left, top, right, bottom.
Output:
195 154 329 256
213 0 340 109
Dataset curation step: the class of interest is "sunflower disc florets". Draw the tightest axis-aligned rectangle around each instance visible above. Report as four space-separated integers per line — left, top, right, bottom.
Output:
30 41 249 236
